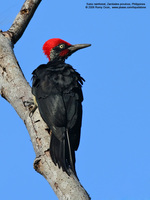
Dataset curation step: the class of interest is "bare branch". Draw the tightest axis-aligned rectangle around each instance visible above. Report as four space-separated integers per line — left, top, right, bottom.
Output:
8 0 41 44
0 32 90 200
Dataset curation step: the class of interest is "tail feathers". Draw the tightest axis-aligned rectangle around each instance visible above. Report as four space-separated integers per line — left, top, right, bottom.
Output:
50 133 77 177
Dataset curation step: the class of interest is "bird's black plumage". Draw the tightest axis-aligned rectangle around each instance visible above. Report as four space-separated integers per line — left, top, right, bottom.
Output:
32 60 84 176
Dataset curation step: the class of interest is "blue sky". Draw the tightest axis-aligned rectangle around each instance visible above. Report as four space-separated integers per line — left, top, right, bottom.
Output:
0 0 150 199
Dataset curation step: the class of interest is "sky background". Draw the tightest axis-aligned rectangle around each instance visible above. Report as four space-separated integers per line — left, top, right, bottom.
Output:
0 0 150 199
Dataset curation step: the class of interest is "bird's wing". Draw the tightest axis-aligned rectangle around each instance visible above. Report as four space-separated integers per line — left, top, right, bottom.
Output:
32 64 83 135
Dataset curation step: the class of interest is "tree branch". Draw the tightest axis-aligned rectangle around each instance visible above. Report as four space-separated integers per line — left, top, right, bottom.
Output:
8 0 42 44
0 0 90 199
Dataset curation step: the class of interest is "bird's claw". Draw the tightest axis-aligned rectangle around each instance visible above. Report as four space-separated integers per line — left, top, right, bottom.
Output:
23 100 37 117
29 105 37 117
23 100 34 107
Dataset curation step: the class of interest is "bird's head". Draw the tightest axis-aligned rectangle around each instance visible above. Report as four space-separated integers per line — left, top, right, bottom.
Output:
43 38 91 62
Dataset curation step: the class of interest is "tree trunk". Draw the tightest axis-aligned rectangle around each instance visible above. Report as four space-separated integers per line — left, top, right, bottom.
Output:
0 0 90 199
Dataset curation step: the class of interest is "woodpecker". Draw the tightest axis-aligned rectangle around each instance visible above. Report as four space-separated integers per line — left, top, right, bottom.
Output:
32 38 91 176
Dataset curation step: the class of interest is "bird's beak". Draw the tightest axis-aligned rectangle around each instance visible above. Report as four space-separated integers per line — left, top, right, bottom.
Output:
68 43 91 55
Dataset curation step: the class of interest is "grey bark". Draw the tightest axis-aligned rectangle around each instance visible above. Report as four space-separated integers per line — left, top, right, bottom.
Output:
0 0 90 199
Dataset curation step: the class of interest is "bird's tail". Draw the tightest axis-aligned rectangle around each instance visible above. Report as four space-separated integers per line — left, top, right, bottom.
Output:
50 131 77 177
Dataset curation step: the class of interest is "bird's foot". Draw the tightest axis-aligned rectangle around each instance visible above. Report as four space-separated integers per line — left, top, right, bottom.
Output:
29 105 37 117
23 99 37 117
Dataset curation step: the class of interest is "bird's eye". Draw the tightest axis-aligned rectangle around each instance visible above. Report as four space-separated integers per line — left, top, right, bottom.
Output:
59 44 64 49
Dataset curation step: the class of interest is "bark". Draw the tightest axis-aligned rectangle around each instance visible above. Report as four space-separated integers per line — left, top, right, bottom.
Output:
0 0 90 199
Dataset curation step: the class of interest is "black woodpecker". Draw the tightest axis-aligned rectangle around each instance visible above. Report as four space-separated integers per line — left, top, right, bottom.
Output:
32 38 91 176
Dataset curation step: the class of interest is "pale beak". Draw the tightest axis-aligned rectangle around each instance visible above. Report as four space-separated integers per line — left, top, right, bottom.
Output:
68 44 91 55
